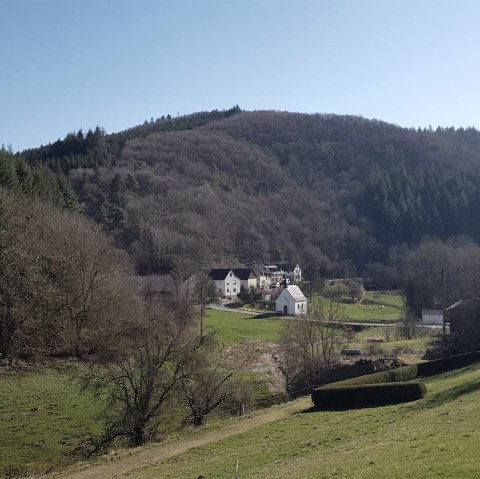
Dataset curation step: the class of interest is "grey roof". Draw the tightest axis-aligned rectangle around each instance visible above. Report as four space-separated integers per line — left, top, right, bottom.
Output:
232 268 256 280
277 262 298 272
208 268 233 280
422 309 443 315
284 285 307 302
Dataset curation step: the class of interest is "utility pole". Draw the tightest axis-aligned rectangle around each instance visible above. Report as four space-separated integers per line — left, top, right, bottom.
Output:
442 268 446 339
200 281 204 344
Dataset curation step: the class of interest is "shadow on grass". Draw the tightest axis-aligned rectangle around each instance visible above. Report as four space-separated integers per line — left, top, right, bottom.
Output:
252 313 279 319
409 377 480 411
296 400 421 413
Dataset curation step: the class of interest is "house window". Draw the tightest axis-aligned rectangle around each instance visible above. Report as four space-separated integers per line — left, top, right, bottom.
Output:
229 272 232 277
233 288 237 292
218 288 221 293
227 289 229 293
233 280 236 284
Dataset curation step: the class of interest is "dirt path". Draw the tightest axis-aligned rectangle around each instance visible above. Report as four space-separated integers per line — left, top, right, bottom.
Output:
38 399 308 479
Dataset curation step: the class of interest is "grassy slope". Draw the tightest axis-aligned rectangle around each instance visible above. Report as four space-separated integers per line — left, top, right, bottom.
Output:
125 364 480 479
205 292 403 345
204 309 282 344
340 291 403 322
0 364 101 475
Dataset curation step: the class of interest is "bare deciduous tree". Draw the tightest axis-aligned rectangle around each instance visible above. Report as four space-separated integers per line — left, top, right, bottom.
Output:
282 296 344 387
82 310 195 451
180 335 245 426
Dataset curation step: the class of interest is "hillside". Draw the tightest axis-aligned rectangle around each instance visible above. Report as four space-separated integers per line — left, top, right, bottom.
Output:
16 109 480 277
25 362 480 479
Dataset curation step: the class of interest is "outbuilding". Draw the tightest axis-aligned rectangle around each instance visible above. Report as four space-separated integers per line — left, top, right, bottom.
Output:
421 309 443 325
275 285 308 316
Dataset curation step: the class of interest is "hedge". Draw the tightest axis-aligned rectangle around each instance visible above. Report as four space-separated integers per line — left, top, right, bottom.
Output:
331 364 418 386
417 351 480 377
312 382 426 409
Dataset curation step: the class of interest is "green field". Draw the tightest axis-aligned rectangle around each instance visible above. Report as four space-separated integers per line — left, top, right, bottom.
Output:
125 363 480 479
0 364 101 476
347 326 434 356
205 293 404 345
339 291 403 322
204 309 282 344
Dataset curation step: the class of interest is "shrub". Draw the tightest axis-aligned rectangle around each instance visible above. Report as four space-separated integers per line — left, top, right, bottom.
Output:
331 364 418 386
312 382 426 409
417 351 480 377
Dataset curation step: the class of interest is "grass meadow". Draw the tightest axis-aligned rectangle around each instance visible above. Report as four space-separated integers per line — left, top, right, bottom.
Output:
0 364 101 476
124 363 480 479
204 309 282 344
338 291 403 322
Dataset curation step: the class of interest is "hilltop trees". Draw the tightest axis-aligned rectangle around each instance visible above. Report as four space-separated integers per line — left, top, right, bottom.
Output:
9 109 480 281
0 148 79 210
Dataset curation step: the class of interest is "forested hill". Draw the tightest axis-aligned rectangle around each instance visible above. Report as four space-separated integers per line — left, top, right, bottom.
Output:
14 109 480 277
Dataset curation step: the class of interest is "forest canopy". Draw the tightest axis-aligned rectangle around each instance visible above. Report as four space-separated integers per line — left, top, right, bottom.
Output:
11 109 480 279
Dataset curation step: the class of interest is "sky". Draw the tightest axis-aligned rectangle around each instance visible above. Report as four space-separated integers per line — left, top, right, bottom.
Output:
1 0 480 151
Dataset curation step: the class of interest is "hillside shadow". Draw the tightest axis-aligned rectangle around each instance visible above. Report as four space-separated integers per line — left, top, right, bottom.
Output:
409 378 480 411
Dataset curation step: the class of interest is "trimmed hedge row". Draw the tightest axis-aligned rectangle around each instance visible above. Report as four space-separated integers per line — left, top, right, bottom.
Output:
311 352 480 409
332 364 418 386
417 351 480 377
312 382 427 409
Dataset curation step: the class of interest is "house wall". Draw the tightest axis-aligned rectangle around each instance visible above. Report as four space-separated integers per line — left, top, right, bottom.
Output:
239 278 257 291
257 274 270 288
422 313 443 325
212 271 241 298
294 265 302 282
275 293 307 316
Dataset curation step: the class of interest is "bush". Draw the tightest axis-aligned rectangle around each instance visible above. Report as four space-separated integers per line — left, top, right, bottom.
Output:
417 351 480 377
331 364 418 386
312 382 426 409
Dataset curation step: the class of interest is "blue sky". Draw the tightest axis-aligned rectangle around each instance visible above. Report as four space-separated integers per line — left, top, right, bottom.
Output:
1 0 479 151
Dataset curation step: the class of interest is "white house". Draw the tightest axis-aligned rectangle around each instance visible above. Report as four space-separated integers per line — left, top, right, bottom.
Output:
246 262 272 288
208 269 241 298
232 268 257 292
422 309 443 325
275 285 308 316
277 262 302 283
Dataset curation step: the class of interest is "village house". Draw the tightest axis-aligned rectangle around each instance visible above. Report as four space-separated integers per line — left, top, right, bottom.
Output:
208 268 258 298
446 297 480 350
265 264 284 285
246 261 272 288
208 269 242 298
277 262 302 283
275 284 308 316
232 268 258 292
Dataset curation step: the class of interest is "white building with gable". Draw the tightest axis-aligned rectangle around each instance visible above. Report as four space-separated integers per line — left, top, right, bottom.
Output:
275 285 308 316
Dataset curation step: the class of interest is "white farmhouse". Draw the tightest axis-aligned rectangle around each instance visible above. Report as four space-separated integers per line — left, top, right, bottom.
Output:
275 285 308 316
208 269 242 298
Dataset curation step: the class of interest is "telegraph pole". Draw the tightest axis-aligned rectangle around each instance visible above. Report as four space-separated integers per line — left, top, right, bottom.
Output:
442 268 446 339
200 280 204 344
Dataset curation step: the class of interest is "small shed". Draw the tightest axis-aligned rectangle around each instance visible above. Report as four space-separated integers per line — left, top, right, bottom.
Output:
275 285 307 316
422 309 443 325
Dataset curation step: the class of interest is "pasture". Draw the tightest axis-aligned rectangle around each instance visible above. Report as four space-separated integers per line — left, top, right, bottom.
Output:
0 364 101 475
125 363 480 479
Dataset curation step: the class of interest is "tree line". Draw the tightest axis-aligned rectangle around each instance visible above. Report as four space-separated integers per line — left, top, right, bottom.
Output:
0 188 248 451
